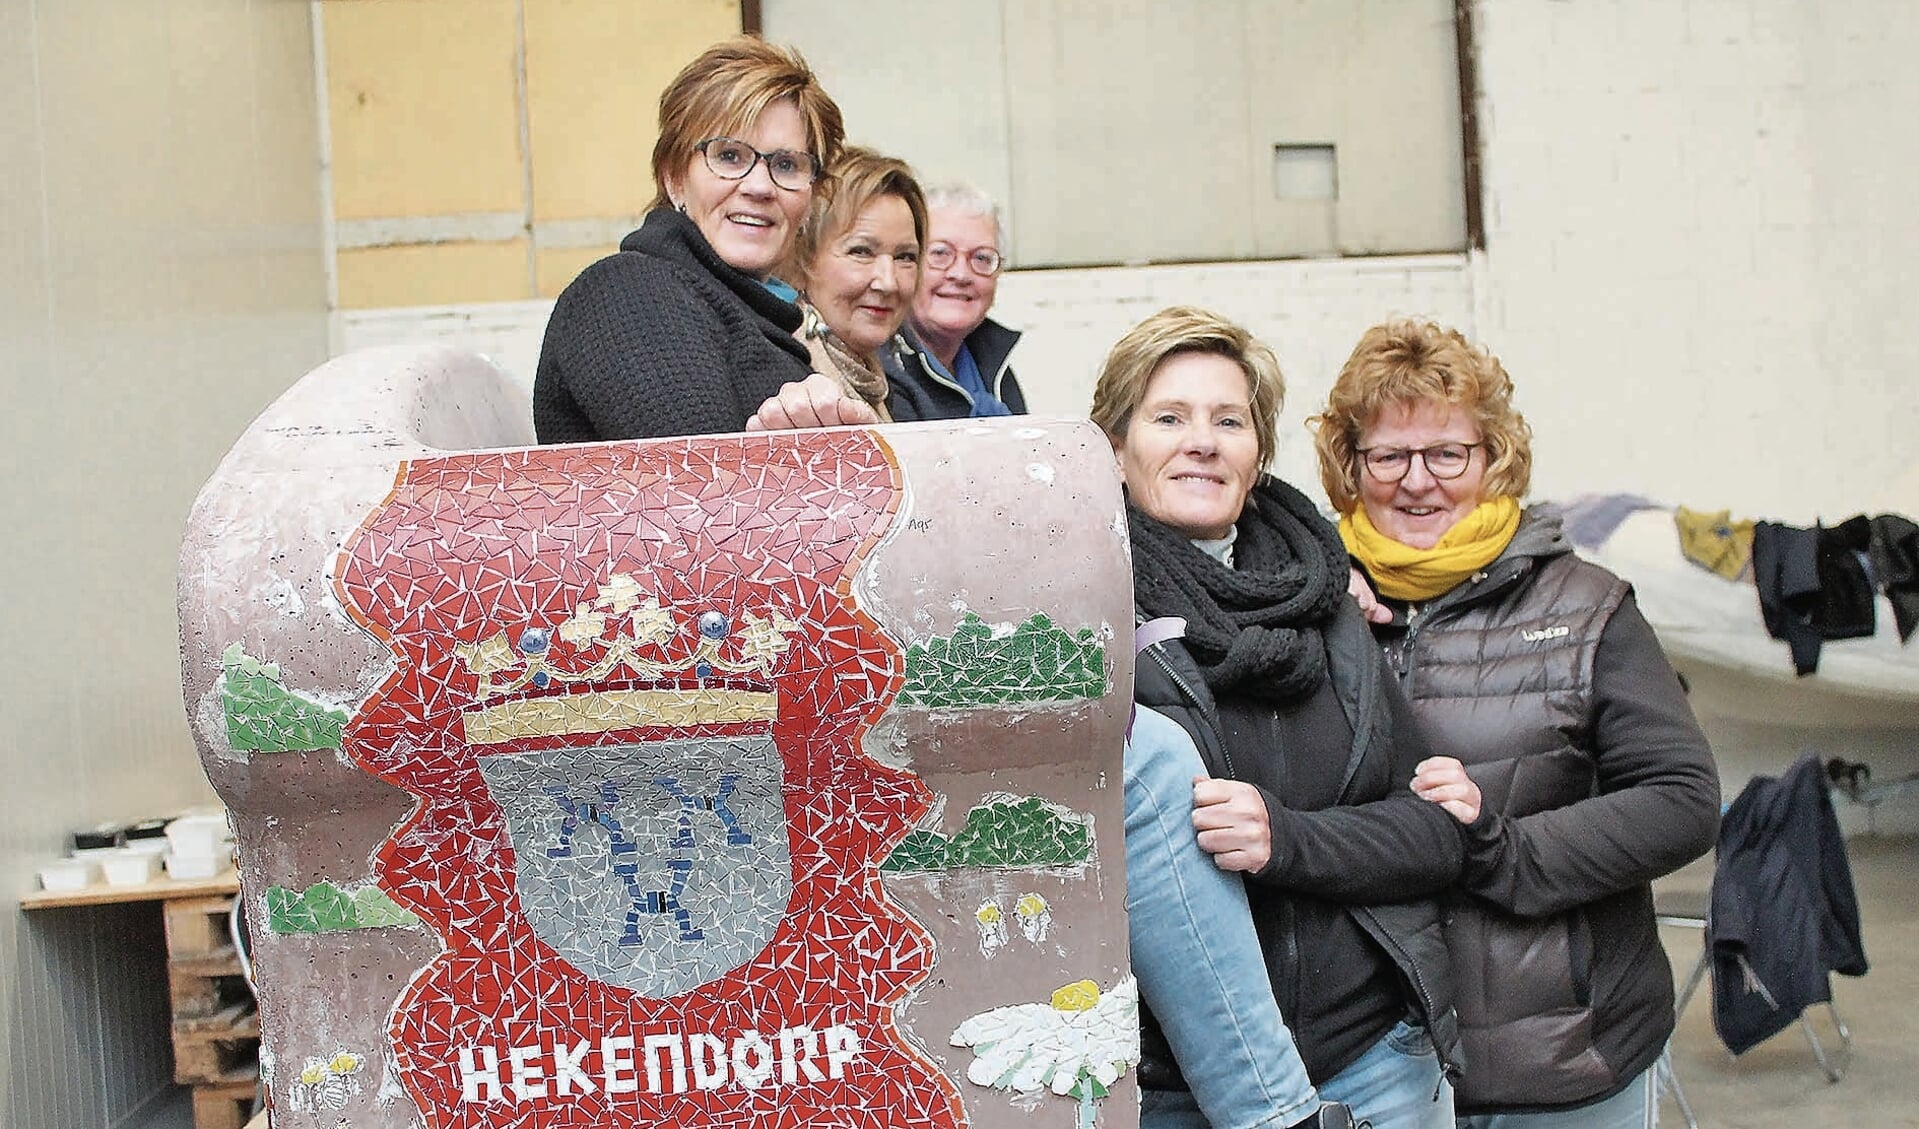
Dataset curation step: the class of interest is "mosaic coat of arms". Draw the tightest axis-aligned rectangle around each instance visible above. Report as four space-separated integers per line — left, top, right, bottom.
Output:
177 348 1137 1129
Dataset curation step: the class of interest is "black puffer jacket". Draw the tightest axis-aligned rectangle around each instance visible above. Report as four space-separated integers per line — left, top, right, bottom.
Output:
1368 510 1719 1113
1135 601 1465 1088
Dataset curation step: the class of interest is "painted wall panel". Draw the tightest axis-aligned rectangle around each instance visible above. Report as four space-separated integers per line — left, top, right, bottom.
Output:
525 0 738 221
759 1 1012 231
1003 0 1256 267
537 243 616 297
1245 0 1465 256
324 0 526 219
337 240 533 308
765 0 1461 268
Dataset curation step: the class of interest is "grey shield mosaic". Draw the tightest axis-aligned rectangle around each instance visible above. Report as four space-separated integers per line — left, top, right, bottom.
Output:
475 734 792 997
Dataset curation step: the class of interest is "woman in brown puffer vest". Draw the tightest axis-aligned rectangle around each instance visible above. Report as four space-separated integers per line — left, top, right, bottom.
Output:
1311 319 1720 1129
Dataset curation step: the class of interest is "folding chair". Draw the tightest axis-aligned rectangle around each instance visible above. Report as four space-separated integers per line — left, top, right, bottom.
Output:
1656 891 1853 1085
1654 754 1864 1125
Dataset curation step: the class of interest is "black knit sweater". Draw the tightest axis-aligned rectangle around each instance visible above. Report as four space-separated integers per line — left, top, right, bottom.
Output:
533 208 814 443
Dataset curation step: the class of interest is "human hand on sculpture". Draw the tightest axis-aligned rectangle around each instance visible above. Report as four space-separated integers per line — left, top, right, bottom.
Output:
1411 756 1482 824
1347 565 1392 624
1191 777 1273 873
744 371 881 431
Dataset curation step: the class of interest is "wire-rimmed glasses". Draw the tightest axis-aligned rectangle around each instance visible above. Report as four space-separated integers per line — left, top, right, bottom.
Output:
925 242 1003 277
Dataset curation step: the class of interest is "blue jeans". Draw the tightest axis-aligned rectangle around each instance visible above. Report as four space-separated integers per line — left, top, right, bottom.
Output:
1128 707 1320 1129
1458 1068 1654 1129
1320 1018 1453 1129
1144 1018 1454 1129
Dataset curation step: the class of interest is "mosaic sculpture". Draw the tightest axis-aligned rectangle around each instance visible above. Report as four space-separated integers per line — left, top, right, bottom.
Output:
177 346 1137 1129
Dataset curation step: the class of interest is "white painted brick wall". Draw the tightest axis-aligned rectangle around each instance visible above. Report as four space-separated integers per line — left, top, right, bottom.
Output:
993 256 1475 499
1473 0 1919 522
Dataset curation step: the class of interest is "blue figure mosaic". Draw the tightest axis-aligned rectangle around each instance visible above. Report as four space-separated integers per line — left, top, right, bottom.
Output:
476 738 792 997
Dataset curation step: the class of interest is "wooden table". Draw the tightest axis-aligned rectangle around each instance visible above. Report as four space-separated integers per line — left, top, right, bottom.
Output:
23 868 259 1129
19 869 240 910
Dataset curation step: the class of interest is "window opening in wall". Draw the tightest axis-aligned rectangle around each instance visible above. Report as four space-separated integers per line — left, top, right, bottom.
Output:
1273 144 1337 201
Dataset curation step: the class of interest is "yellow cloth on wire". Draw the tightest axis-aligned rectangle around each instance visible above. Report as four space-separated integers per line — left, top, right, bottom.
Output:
1673 505 1754 580
1340 496 1522 601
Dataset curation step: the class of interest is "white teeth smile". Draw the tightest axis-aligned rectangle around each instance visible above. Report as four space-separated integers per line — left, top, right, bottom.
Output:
730 214 772 227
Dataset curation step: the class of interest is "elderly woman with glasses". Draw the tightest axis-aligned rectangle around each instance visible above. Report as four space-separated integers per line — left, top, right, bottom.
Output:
1098 306 1466 1129
882 184 1028 420
1311 319 1718 1129
534 36 877 443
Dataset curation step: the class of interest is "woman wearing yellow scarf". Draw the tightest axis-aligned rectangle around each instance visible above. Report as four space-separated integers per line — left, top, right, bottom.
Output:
1310 321 1719 1129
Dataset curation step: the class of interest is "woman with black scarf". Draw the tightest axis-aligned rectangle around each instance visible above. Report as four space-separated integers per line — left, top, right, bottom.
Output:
1093 307 1466 1129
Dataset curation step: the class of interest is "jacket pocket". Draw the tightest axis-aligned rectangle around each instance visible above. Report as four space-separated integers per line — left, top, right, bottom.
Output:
1568 905 1593 1005
1452 904 1585 1027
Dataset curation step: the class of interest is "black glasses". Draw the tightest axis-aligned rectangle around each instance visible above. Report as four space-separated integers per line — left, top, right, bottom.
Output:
1357 442 1483 483
925 242 1003 277
694 137 820 191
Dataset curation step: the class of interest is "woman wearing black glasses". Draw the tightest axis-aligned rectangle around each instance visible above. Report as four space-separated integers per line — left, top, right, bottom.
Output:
534 37 877 443
1311 320 1718 1129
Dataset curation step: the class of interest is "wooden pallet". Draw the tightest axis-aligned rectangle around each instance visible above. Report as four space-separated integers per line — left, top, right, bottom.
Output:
164 893 260 1129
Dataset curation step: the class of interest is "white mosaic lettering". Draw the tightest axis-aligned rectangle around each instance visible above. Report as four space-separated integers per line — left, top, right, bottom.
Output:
553 1039 596 1096
458 1045 503 1102
601 1035 638 1094
454 1021 864 1103
508 1044 547 1099
689 1033 729 1090
780 1024 825 1085
732 1030 775 1090
824 1024 861 1079
643 1033 687 1093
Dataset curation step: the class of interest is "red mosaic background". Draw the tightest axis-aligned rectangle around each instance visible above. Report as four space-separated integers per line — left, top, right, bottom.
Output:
333 432 964 1128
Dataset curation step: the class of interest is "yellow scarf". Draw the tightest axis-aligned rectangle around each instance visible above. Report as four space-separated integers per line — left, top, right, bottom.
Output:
1340 496 1522 601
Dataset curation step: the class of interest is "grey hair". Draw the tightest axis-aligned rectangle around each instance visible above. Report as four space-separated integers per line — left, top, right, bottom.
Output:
922 182 1005 245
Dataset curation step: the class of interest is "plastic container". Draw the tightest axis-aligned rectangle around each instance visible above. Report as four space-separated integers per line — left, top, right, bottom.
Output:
101 849 163 886
38 858 98 891
124 818 170 851
164 813 232 858
71 822 126 852
164 853 224 881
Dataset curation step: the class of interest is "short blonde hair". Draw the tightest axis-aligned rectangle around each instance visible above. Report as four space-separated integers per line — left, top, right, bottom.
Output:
1090 306 1285 469
1309 318 1533 514
649 36 845 212
791 147 928 289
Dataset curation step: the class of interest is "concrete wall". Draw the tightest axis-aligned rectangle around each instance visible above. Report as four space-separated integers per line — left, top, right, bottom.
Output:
0 1 330 1125
764 0 1466 267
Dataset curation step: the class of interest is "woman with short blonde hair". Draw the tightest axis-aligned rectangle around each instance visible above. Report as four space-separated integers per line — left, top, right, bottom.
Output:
534 36 875 443
1101 306 1464 1129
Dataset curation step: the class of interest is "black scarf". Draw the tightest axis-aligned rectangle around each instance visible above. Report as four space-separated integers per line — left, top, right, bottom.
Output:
1128 475 1349 704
